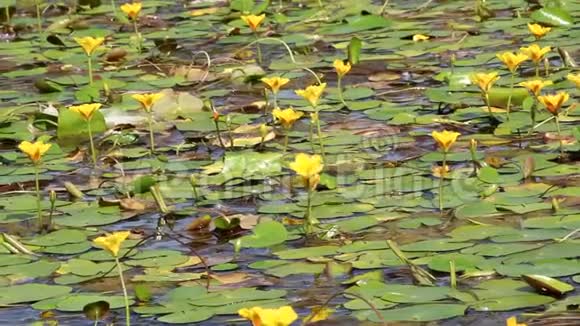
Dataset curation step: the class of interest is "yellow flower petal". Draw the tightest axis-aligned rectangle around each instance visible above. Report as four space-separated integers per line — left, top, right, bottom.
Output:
69 103 102 121
131 93 164 112
289 153 323 178
470 72 500 93
92 231 131 257
333 59 351 78
272 107 303 129
537 91 569 115
120 2 142 20
527 23 551 40
567 73 580 89
240 14 266 32
261 76 290 94
496 51 528 73
520 44 550 63
238 306 298 326
412 34 430 42
432 130 461 152
518 79 553 97
295 83 326 107
18 140 52 164
74 36 105 56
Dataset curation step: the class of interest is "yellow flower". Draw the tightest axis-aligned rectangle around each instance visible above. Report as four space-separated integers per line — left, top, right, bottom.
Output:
567 73 580 88
18 140 52 164
132 93 164 112
240 14 266 32
261 76 290 94
470 72 500 93
506 316 527 326
496 51 528 73
518 79 553 97
520 44 550 63
238 306 298 326
527 23 551 40
120 2 142 20
432 164 450 178
290 153 323 190
74 36 105 56
537 91 569 116
69 103 102 121
92 231 131 257
295 83 326 107
432 130 461 152
272 107 303 129
412 34 430 42
333 59 351 78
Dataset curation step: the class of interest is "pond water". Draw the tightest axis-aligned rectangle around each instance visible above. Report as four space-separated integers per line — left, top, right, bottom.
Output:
0 0 579 325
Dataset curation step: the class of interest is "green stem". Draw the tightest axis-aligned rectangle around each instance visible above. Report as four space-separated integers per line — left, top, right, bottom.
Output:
555 115 563 158
5 6 10 25
528 98 537 136
313 107 326 161
317 0 323 8
337 77 347 108
87 55 93 85
115 257 131 326
535 62 539 78
87 120 97 167
254 33 262 64
484 92 495 120
34 164 42 230
506 72 514 121
133 20 141 53
380 0 390 15
213 118 226 150
148 112 155 154
309 119 315 153
439 152 447 215
306 185 313 234
283 127 289 154
273 92 278 109
35 0 42 33
93 316 98 326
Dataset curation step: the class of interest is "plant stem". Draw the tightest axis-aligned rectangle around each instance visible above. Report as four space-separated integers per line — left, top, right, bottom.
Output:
528 98 537 136
115 257 131 326
308 120 315 153
555 115 563 158
318 0 323 7
87 55 93 85
380 0 390 15
535 62 539 78
111 0 117 16
283 127 289 154
273 92 278 110
87 121 97 167
148 112 155 154
35 0 42 33
484 92 495 120
438 152 447 215
337 76 347 108
213 118 226 150
313 107 326 161
506 72 514 121
34 164 42 230
305 185 313 234
133 20 141 53
5 6 10 26
254 33 262 64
